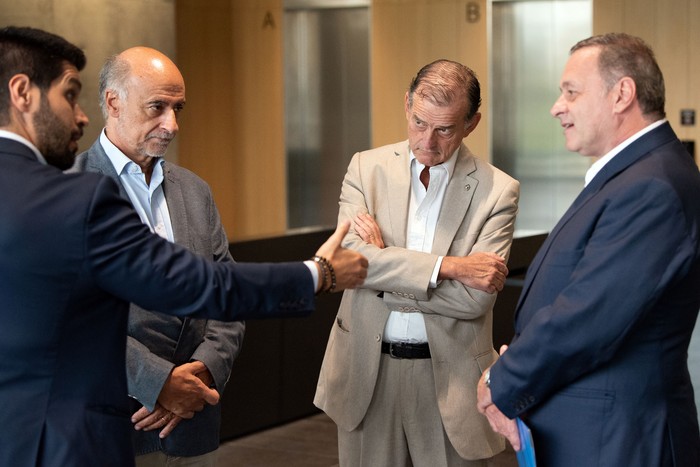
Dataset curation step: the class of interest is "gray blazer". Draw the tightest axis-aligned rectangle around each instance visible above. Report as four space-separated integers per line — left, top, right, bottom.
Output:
314 141 519 460
71 140 245 457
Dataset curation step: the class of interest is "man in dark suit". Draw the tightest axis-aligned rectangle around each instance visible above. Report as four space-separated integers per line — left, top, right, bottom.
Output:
477 33 700 466
0 26 367 467
70 47 243 466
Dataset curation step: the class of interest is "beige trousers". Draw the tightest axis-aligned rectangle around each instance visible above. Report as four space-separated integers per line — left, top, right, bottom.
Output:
337 353 510 467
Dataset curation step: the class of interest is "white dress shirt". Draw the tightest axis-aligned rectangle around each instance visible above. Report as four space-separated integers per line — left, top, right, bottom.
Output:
383 149 458 343
585 119 666 186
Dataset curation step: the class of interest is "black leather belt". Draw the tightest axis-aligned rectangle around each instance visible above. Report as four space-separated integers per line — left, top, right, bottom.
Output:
381 341 431 359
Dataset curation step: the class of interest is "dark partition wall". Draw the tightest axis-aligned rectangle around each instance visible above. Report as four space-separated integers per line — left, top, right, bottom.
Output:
220 229 546 440
220 228 340 440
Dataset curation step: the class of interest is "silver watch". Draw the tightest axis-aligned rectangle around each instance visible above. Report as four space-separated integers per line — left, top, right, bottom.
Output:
484 368 491 388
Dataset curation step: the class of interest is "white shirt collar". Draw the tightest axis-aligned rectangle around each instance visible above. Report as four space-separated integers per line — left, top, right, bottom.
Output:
584 119 667 186
0 129 47 164
100 129 164 175
408 145 460 180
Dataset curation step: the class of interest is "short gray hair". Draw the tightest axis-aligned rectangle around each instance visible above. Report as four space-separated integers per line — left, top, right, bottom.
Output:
98 53 131 120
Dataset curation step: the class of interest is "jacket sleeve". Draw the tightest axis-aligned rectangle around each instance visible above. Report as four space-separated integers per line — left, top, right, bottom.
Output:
126 335 175 411
86 177 316 323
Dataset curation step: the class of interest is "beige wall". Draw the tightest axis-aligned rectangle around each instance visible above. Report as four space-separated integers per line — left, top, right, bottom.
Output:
0 0 178 161
176 0 287 240
594 0 700 165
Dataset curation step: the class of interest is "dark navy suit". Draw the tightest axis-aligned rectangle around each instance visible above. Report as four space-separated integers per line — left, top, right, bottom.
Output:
490 123 700 466
0 138 314 466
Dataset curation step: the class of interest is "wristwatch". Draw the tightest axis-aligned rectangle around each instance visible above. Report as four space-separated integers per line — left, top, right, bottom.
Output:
484 368 491 388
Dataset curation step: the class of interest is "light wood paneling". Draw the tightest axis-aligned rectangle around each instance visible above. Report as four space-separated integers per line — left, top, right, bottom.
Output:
176 0 286 240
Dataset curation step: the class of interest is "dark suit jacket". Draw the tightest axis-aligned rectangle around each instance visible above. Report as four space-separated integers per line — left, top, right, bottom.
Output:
490 123 700 466
0 137 314 467
72 141 245 456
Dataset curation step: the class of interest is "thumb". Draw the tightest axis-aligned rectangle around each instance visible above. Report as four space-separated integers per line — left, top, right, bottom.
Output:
316 220 350 258
202 386 220 406
183 360 206 374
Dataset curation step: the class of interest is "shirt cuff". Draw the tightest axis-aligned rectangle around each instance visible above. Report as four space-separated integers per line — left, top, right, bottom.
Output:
304 260 320 292
430 256 443 288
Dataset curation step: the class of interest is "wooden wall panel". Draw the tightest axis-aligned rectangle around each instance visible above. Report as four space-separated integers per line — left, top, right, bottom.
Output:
176 0 286 240
230 0 287 238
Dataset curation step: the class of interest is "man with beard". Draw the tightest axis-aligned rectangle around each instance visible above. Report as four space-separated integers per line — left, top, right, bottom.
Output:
0 26 367 467
70 47 244 467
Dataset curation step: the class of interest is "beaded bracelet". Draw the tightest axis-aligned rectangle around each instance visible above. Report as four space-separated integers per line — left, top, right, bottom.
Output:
311 255 336 293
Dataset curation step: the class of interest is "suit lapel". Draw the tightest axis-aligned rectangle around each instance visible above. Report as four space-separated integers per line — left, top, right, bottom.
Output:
86 142 130 199
387 143 411 247
162 163 191 248
515 122 679 314
432 145 477 255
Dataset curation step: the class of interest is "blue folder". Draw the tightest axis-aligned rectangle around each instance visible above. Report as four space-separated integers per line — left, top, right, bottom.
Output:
515 417 537 467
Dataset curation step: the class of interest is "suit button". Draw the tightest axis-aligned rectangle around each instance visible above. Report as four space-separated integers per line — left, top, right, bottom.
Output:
408 294 415 299
375 335 381 342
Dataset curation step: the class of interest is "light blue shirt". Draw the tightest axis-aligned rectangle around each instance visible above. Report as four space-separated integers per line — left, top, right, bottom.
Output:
99 130 174 242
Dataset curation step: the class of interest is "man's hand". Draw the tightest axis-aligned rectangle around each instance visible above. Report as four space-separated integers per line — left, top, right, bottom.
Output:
476 345 520 450
156 361 220 419
354 213 385 248
132 402 183 439
439 252 508 293
314 221 368 292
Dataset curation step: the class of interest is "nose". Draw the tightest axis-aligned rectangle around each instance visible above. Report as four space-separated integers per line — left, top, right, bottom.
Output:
75 104 89 128
424 130 438 149
161 108 179 134
550 95 565 118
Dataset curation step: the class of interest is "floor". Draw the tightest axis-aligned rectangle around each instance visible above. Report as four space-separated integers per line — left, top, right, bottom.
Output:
217 413 339 467
217 412 519 467
216 322 700 467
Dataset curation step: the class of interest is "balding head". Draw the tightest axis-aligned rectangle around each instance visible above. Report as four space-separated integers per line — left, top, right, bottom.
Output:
98 47 184 120
99 47 186 166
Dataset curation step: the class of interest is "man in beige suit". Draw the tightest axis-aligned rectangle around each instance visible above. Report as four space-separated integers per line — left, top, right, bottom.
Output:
314 59 520 466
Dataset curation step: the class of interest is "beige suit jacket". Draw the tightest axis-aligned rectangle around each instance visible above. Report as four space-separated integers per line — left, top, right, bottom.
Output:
314 140 520 460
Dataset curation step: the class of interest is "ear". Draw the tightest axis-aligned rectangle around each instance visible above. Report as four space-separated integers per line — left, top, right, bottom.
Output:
612 77 636 114
104 89 121 118
463 112 482 137
7 74 37 113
